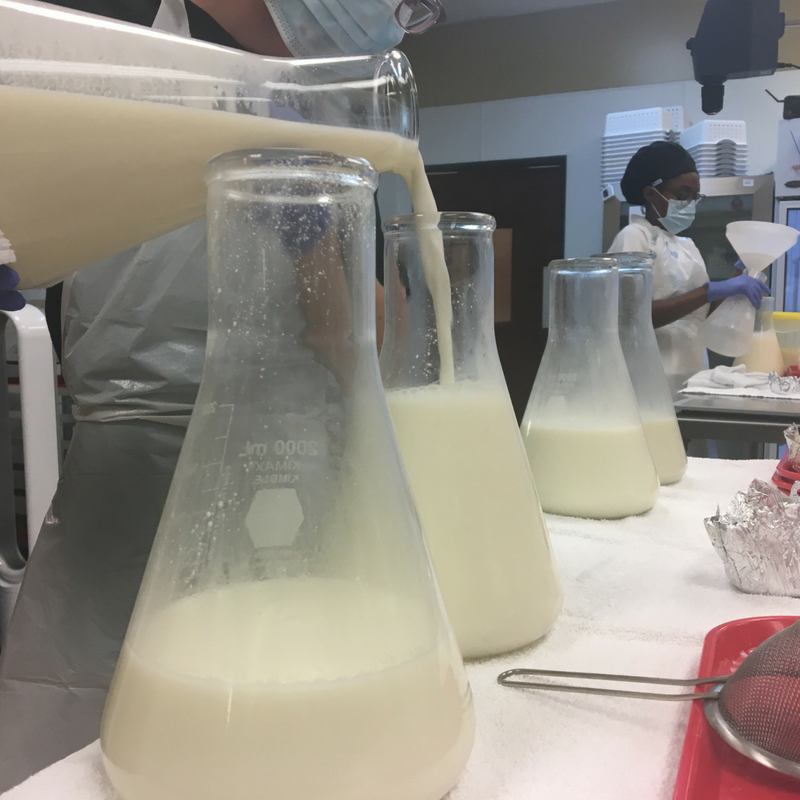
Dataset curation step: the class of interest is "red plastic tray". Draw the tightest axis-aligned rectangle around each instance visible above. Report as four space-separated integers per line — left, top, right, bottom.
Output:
672 616 800 800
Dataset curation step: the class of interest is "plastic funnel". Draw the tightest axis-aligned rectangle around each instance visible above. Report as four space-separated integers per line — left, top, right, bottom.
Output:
726 221 800 275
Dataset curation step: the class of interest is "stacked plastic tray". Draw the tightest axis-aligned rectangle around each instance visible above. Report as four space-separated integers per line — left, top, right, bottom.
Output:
601 107 686 186
680 120 748 178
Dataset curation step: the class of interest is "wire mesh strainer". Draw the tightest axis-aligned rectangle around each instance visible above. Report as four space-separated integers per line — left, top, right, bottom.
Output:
498 621 800 779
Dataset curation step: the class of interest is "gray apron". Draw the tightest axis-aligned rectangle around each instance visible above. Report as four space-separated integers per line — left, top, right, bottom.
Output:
0 4 207 790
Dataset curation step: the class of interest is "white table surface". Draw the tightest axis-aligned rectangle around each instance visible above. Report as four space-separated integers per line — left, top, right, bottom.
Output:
6 457 800 800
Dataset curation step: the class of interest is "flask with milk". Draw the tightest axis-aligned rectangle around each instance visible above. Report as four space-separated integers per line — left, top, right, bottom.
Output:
612 253 687 485
380 212 562 659
521 258 659 519
100 151 475 800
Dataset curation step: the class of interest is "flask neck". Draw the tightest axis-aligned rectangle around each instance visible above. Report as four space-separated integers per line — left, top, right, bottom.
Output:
381 213 500 387
618 269 654 335
548 267 620 342
203 150 378 395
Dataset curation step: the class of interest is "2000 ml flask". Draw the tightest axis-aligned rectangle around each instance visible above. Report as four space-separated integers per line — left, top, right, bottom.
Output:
100 150 475 800
604 252 687 486
521 258 659 519
380 212 562 659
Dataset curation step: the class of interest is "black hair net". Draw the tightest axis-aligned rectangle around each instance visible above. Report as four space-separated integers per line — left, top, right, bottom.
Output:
620 142 698 206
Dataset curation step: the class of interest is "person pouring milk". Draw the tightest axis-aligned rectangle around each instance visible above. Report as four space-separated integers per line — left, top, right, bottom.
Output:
0 0 445 790
609 141 769 394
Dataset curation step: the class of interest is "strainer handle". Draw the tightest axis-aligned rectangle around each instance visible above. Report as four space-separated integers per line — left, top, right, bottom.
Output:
498 668 729 701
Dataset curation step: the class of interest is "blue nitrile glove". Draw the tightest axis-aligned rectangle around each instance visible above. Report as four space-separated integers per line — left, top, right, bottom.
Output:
0 264 24 311
706 274 770 308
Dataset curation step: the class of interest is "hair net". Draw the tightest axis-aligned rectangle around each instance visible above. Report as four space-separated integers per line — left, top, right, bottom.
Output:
620 142 698 206
265 0 405 57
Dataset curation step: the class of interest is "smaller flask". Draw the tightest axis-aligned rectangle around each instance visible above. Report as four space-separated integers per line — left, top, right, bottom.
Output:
734 296 785 375
380 212 562 659
595 252 687 485
521 258 659 519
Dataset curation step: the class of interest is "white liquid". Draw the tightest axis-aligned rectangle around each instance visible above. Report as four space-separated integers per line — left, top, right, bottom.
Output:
640 415 687 486
0 85 455 378
522 423 659 519
101 579 474 800
733 330 785 375
387 383 562 658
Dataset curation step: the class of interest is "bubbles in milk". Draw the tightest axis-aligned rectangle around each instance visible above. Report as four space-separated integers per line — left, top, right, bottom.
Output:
101 578 474 800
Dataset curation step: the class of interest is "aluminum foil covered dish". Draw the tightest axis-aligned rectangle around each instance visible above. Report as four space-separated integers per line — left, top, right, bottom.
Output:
706 480 800 597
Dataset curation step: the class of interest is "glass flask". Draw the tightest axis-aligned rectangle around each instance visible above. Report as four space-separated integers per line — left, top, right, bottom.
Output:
380 212 562 659
521 258 659 520
594 252 687 486
100 150 475 800
0 0 419 289
734 297 786 375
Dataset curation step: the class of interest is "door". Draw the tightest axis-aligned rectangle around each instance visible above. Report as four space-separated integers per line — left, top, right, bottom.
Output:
426 157 567 419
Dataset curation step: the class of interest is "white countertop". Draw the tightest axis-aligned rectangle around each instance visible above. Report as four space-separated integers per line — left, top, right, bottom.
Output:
6 457 800 800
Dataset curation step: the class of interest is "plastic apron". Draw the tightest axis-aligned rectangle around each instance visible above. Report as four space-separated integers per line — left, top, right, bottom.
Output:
0 3 206 790
610 215 709 395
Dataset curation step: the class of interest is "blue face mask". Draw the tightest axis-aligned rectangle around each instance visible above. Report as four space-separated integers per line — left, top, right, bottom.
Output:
266 0 406 57
653 189 697 235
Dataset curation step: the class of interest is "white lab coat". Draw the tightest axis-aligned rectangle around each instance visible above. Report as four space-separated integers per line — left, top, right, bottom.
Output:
609 214 710 393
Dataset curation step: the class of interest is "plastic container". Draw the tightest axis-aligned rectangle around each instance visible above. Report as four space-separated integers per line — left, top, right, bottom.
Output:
595 252 687 485
100 150 475 800
521 258 659 519
680 120 747 149
604 107 674 137
733 298 785 375
773 312 800 370
380 212 562 659
0 0 419 289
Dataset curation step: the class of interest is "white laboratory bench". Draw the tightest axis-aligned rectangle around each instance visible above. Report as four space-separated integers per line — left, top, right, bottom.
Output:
5 457 800 800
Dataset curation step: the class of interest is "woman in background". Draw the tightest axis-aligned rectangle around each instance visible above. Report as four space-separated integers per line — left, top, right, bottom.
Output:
609 141 768 393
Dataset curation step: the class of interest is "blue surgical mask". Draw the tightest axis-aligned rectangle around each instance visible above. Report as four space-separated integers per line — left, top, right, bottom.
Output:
653 189 697 235
265 0 406 57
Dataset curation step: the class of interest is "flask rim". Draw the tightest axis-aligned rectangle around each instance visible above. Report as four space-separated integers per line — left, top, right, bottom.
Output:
549 257 618 273
203 148 378 189
382 211 496 234
591 252 655 272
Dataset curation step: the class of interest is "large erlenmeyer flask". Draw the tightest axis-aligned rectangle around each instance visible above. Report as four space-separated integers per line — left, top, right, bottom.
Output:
0 0 418 289
521 258 659 519
597 252 687 486
100 150 474 800
380 212 562 659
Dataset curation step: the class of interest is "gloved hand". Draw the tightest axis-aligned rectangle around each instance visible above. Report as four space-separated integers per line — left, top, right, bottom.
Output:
0 264 24 312
706 274 770 308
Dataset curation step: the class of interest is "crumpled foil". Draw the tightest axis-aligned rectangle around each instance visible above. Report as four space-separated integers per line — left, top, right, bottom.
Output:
786 425 800 472
705 480 800 596
769 373 800 395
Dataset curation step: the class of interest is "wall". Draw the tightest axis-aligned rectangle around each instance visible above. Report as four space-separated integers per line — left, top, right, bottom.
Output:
410 70 800 261
401 0 800 108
